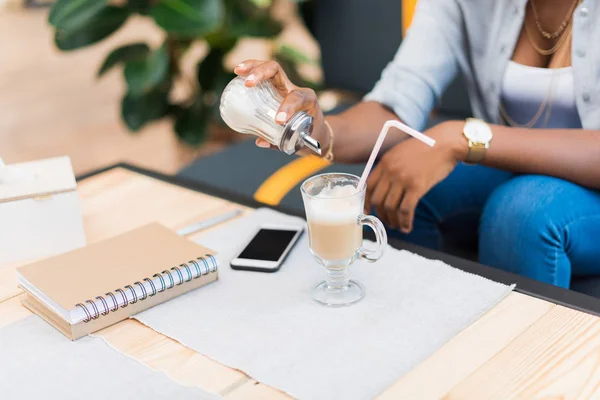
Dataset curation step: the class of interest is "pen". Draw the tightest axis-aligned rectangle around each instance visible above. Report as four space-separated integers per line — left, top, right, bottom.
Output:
177 209 244 236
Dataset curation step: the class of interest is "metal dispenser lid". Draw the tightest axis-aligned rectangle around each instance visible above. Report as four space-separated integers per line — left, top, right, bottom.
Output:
280 111 322 156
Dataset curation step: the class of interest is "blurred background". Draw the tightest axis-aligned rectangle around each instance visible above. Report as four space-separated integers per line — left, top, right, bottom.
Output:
2 0 463 178
0 0 323 175
0 0 481 263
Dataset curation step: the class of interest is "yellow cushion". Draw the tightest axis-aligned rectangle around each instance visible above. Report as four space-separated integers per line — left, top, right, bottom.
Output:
253 155 330 206
402 0 418 36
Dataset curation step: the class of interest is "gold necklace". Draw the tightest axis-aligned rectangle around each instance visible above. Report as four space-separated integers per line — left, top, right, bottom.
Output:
499 27 570 129
525 17 572 56
530 0 579 39
499 83 555 128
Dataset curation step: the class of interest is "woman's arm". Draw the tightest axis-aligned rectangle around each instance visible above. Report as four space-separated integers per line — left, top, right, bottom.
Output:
234 62 404 162
237 0 466 163
367 120 600 232
445 121 600 189
318 103 402 163
327 0 466 162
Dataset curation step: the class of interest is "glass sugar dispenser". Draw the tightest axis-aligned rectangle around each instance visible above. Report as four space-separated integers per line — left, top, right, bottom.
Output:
219 76 322 155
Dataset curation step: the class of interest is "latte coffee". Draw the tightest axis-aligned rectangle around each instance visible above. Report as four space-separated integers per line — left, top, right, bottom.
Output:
305 185 362 261
301 172 388 306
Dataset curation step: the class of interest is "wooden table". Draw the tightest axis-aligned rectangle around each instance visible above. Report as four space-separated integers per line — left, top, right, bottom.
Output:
2 165 600 399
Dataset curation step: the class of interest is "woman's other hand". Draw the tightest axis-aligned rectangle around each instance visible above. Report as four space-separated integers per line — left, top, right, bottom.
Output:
366 121 468 233
234 60 326 150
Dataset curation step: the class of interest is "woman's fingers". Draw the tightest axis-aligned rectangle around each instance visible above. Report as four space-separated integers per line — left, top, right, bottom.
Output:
235 60 294 94
233 60 261 74
255 138 271 148
382 185 404 229
236 61 319 125
397 189 422 233
276 88 318 124
370 177 392 225
235 59 323 151
365 166 383 212
255 138 278 150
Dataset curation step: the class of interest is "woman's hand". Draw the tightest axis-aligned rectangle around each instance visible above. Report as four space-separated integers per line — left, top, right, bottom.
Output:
366 121 467 233
234 60 326 149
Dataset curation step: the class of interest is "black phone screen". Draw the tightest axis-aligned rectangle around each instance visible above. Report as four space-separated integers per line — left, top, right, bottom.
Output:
237 229 299 261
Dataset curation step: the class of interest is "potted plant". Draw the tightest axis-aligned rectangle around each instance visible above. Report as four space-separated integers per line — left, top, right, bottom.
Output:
48 0 315 145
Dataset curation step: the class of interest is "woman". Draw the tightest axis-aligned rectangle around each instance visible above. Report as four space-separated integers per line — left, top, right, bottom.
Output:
235 0 600 288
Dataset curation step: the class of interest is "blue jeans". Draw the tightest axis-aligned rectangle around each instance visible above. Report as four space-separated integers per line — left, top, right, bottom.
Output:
388 164 600 288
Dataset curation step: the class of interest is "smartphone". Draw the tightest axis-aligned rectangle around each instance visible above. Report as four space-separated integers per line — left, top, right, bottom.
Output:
230 224 304 272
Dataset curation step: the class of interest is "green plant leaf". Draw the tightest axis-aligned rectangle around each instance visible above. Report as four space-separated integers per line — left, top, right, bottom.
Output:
127 0 152 15
248 0 271 8
204 31 238 53
277 44 315 65
98 43 150 77
151 0 224 37
49 0 108 34
275 54 320 91
124 44 169 96
228 0 282 38
174 101 210 145
197 48 226 91
121 87 170 131
54 6 129 51
230 15 281 37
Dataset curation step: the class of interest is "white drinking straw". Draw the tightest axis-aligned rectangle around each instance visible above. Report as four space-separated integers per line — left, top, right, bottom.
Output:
357 120 436 191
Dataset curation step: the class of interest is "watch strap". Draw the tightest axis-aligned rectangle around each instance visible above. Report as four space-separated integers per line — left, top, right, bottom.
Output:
465 141 487 164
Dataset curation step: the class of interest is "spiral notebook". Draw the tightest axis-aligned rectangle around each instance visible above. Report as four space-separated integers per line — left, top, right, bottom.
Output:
17 223 218 340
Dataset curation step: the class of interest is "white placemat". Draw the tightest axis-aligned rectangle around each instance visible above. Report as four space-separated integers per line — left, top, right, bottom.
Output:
0 316 220 400
135 208 514 400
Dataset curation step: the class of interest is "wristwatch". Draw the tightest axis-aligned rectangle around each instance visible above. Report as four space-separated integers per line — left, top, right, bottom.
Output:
462 118 493 165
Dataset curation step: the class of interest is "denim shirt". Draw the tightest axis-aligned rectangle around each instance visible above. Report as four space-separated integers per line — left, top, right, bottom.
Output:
364 0 599 132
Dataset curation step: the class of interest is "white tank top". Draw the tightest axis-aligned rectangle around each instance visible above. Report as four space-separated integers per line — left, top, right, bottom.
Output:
501 61 582 129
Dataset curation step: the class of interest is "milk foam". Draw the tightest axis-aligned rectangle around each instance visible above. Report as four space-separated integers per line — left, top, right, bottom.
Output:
306 185 361 224
317 185 357 199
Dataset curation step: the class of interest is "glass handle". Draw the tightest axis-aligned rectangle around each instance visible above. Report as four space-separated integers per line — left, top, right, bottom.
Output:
357 214 387 262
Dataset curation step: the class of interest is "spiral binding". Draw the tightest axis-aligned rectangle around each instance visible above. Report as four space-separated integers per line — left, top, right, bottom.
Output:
75 254 217 323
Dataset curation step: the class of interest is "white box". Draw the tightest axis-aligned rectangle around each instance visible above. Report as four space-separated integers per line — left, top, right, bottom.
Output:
0 157 86 265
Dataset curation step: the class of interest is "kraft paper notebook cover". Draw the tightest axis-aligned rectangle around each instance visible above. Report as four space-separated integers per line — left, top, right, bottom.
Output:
17 223 218 340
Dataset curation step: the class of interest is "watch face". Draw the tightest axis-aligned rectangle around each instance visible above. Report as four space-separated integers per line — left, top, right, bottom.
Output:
465 120 493 143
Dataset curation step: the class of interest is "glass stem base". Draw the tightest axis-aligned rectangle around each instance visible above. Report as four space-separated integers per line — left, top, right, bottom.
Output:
312 267 365 307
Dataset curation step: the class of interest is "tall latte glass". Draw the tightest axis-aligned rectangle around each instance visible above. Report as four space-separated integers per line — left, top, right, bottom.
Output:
301 173 387 307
